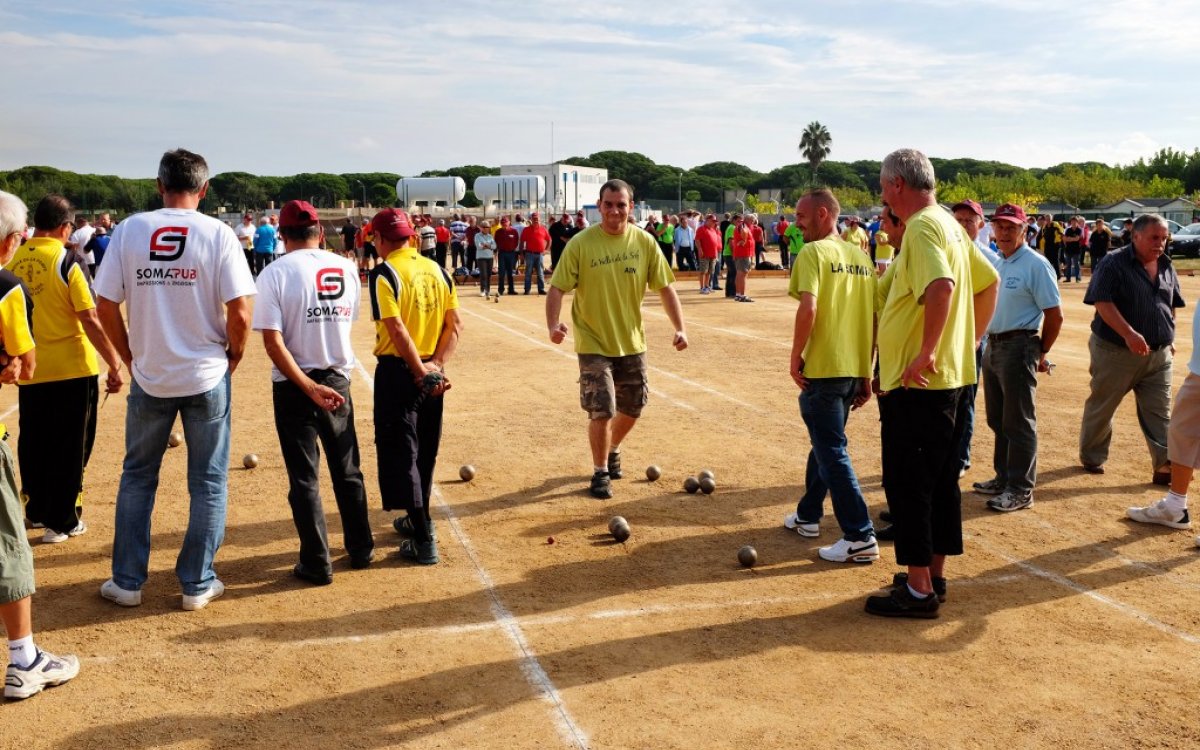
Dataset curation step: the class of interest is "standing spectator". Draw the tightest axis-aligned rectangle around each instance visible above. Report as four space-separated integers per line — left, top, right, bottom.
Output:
252 216 276 277
369 208 461 565
0 189 81 701
66 215 95 270
673 214 696 271
494 215 519 296
253 200 373 584
749 214 766 266
433 219 451 268
1088 217 1113 270
94 148 256 610
474 220 496 297
417 216 438 261
841 216 868 255
776 214 791 268
237 214 257 269
695 214 721 294
783 189 878 563
464 216 479 273
549 213 571 272
784 214 805 270
84 226 110 274
546 179 687 500
722 213 739 298
731 215 756 302
868 148 998 617
1079 214 1183 484
1036 213 1064 281
521 212 550 295
361 218 377 272
574 210 589 228
1062 216 1084 282
10 195 123 544
449 214 468 270
1119 218 1134 247
972 204 1063 513
655 215 675 268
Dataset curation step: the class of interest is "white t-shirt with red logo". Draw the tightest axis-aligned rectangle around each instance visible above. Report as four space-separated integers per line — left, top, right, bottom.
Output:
93 208 257 398
251 249 360 382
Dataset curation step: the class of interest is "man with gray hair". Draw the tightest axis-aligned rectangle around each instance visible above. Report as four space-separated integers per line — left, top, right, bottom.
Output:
94 148 256 611
1079 214 1183 485
0 189 81 699
868 148 998 618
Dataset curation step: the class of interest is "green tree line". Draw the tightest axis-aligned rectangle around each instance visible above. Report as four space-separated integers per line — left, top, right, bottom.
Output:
2 148 1197 217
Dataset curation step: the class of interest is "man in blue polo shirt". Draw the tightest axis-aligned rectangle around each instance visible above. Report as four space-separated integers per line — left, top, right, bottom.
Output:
970 204 1063 512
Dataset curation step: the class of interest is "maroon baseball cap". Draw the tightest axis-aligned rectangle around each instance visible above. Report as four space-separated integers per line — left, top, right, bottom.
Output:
371 208 416 241
278 200 319 228
992 203 1028 224
951 199 984 218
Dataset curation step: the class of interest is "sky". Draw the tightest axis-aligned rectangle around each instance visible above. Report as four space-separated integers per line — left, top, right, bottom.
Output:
1 0 1196 179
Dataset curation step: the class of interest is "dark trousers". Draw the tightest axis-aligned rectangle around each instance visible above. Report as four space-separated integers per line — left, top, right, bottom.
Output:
374 357 444 541
880 387 966 567
477 258 494 295
982 334 1041 493
780 241 790 268
658 241 674 269
497 251 518 294
19 375 99 534
956 344 984 470
273 371 373 574
466 245 476 273
451 241 465 269
435 243 448 270
550 244 566 270
253 252 272 277
725 257 737 297
1046 247 1061 279
676 247 696 271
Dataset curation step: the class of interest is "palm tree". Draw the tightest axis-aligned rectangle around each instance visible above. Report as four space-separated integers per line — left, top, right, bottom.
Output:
798 121 832 185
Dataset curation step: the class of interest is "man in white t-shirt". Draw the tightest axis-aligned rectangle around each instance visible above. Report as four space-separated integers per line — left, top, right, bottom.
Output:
234 213 255 270
251 200 373 585
67 215 96 271
94 148 256 612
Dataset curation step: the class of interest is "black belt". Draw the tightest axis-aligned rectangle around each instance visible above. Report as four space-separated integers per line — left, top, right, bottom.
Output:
989 329 1038 341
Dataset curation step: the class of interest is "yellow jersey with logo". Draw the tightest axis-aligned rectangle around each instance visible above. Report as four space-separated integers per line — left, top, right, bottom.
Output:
369 248 459 359
7 238 98 383
788 236 876 378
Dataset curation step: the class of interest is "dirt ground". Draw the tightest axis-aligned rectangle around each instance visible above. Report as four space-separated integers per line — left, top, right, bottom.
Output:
3 271 1199 750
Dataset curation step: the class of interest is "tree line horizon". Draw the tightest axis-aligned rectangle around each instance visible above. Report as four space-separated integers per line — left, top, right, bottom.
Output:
2 144 1198 217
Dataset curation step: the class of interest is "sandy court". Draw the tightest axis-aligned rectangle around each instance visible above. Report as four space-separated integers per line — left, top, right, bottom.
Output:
3 272 1200 749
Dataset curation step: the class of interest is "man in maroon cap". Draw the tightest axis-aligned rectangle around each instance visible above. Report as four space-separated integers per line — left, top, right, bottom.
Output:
253 200 374 583
972 204 1062 513
369 208 461 565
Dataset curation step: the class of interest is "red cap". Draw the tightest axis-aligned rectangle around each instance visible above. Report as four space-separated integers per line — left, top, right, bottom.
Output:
951 199 984 218
278 200 319 229
992 203 1028 224
371 208 416 241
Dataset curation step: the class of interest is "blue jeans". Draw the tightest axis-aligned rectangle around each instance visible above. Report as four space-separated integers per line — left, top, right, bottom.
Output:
497 251 518 294
111 374 231 595
794 377 873 542
523 252 545 293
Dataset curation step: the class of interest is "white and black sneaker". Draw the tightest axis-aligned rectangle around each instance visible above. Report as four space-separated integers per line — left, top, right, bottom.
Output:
1127 499 1192 530
972 477 1005 496
818 536 879 563
783 512 820 538
987 490 1033 513
5 650 80 700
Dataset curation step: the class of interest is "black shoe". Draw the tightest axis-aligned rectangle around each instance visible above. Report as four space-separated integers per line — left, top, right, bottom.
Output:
607 451 623 479
349 550 375 570
293 564 333 586
589 470 613 499
538 291 547 295
879 510 893 523
875 524 896 542
711 285 721 291
398 537 439 565
393 514 436 540
865 584 939 618
891 572 947 602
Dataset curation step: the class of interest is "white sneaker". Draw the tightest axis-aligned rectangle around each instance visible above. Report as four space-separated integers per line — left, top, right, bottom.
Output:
181 580 225 611
987 490 1034 513
818 536 879 563
4 650 80 700
43 520 87 544
100 578 142 607
783 512 820 538
1127 499 1192 530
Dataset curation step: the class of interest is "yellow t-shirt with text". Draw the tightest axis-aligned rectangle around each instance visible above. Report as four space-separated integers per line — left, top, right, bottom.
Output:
550 223 675 356
788 236 876 378
8 238 98 384
877 205 998 392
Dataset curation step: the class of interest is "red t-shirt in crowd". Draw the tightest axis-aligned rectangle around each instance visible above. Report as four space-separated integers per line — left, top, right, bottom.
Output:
695 226 722 259
732 226 755 258
520 224 550 253
435 226 451 243
751 225 764 244
494 227 520 251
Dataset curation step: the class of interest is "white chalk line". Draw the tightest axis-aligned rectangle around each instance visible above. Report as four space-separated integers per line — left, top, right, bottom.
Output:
467 303 761 413
0 403 18 421
643 307 789 349
967 532 1200 645
355 357 590 749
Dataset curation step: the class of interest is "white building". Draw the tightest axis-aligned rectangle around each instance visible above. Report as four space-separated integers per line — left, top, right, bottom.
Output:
500 163 608 214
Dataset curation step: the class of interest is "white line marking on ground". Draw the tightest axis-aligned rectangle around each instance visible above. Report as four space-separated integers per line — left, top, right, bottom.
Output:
0 403 18 420
969 533 1200 645
643 308 789 348
458 306 694 412
355 356 590 749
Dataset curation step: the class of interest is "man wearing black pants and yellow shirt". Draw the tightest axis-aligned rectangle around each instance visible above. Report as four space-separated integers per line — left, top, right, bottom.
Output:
10 195 123 544
369 208 461 565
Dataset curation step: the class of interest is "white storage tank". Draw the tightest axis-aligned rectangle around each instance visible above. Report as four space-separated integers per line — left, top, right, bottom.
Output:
395 177 466 206
473 175 546 207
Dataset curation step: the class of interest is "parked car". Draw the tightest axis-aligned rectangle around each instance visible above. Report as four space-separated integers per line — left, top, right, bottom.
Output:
1169 223 1200 259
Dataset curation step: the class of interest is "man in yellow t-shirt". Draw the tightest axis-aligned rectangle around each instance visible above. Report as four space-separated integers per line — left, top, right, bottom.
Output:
867 148 998 619
10 195 123 544
369 208 461 565
547 179 687 500
841 216 869 255
783 189 879 564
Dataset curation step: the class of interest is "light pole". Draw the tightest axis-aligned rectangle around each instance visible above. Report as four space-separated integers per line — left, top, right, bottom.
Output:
677 172 683 213
356 180 366 222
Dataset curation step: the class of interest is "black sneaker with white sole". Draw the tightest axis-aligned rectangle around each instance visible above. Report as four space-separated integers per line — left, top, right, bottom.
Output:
607 451 623 479
865 584 940 619
589 470 613 499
